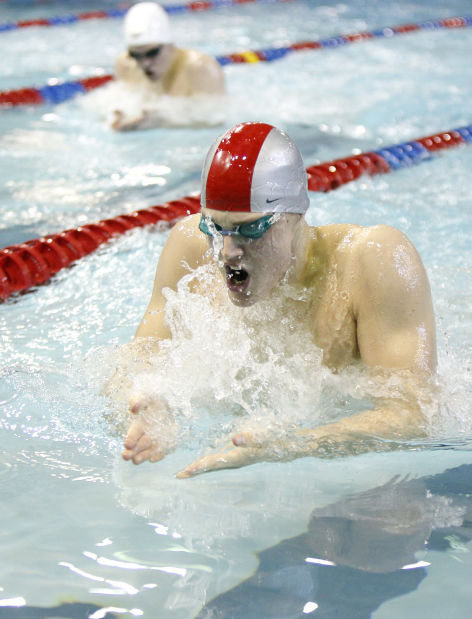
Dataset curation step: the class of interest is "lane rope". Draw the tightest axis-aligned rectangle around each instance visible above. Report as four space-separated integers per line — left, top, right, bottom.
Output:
0 0 292 33
1 124 470 301
1 15 471 107
216 15 472 65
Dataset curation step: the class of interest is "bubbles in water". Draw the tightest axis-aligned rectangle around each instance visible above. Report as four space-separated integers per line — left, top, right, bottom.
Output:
98 259 472 461
81 81 227 129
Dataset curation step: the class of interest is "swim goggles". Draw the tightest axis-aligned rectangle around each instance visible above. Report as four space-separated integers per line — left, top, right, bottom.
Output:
128 46 163 61
199 214 280 239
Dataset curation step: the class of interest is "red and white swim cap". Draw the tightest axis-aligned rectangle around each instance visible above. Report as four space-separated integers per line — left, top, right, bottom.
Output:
201 122 310 214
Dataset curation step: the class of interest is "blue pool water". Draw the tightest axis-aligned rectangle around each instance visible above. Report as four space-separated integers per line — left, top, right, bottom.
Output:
1 0 472 617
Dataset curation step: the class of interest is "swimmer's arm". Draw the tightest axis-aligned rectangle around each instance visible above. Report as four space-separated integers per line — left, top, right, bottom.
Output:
176 227 437 477
115 52 144 83
315 225 437 436
176 388 430 478
135 214 208 339
121 215 208 464
354 225 437 375
303 225 438 439
286 226 438 443
112 95 225 130
309 227 437 436
112 54 153 131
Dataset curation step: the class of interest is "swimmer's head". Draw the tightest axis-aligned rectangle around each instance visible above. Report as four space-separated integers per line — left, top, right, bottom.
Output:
200 122 310 215
124 2 173 47
200 123 309 307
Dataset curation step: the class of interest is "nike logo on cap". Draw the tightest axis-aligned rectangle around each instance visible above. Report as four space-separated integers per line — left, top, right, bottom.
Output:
265 198 280 203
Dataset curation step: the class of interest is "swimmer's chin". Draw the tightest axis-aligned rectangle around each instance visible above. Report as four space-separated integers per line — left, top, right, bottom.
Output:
227 289 259 307
144 70 162 81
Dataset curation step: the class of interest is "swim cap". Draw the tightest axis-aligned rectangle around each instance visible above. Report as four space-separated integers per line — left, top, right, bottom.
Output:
124 2 173 47
201 122 310 214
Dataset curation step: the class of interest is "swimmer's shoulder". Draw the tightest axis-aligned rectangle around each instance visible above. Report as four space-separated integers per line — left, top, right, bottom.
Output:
320 223 426 294
164 213 210 269
350 224 419 262
115 51 147 84
310 223 422 284
176 48 226 94
178 48 218 68
313 223 414 257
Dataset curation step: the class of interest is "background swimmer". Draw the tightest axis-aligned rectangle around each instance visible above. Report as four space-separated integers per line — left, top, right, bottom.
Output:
111 1 226 131
118 121 437 476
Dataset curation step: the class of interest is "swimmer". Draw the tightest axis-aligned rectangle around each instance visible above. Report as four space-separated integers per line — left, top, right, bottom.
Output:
112 1 226 131
121 121 437 475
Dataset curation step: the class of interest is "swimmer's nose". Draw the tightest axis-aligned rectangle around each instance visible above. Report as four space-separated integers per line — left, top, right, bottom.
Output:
221 235 244 261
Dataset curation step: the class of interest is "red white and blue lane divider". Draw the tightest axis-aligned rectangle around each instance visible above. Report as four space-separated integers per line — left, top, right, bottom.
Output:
0 0 292 33
0 124 470 301
216 15 472 65
0 75 114 106
306 125 472 191
1 15 471 107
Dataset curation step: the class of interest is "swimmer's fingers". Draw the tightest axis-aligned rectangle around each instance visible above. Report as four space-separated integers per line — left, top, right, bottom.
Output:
122 432 165 465
123 417 155 453
123 417 146 449
113 111 146 132
111 110 125 130
122 447 164 465
176 444 261 479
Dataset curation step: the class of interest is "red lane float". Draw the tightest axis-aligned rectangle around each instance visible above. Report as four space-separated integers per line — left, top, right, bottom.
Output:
0 197 200 300
1 126 470 301
306 152 389 192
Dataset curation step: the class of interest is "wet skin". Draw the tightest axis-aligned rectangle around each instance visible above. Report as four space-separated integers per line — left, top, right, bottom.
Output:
112 46 226 130
201 209 303 307
127 43 175 81
120 211 437 473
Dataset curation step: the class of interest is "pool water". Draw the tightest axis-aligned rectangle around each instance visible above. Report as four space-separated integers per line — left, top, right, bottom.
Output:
1 0 472 617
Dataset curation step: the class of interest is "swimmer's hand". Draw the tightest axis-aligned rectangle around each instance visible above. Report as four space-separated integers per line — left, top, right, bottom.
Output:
122 395 174 465
111 109 147 132
176 431 281 478
111 107 168 131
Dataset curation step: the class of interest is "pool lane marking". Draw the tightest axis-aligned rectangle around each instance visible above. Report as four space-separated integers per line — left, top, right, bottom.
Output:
1 15 471 107
0 0 294 33
0 124 470 300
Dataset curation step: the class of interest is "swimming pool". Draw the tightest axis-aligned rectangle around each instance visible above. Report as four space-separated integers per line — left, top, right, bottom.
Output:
1 0 472 617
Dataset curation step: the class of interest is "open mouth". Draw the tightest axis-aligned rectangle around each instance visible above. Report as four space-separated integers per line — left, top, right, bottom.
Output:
225 265 250 292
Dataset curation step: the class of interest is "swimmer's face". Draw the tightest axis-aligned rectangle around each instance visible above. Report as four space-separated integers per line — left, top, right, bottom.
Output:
201 209 302 307
128 43 174 81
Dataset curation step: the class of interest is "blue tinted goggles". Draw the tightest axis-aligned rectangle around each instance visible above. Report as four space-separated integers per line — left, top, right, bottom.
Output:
199 214 279 240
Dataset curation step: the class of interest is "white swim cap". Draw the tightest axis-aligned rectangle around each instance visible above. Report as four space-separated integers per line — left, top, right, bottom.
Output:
201 122 310 214
124 2 173 47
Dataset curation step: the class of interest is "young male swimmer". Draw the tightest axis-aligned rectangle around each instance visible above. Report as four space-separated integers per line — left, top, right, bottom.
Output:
111 1 226 131
121 121 437 476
